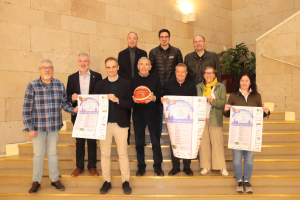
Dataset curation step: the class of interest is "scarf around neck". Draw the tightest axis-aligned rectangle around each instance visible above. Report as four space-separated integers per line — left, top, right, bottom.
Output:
203 77 217 98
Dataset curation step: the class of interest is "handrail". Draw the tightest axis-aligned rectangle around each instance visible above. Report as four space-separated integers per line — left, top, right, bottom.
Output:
261 54 300 68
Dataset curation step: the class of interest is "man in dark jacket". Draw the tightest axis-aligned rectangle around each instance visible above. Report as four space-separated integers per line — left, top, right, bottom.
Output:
184 35 221 85
93 57 133 195
149 29 183 137
66 53 102 177
118 32 147 144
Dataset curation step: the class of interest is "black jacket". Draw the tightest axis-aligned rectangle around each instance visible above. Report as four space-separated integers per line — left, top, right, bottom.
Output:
66 70 102 124
184 50 221 85
118 47 148 81
149 45 183 89
93 77 133 128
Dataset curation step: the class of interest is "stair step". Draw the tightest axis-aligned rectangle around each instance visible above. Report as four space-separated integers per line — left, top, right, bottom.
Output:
1 185 300 199
1 155 300 171
18 142 300 156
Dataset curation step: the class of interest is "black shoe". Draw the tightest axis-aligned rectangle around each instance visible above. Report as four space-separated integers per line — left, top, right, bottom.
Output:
136 169 146 176
122 181 132 194
154 169 164 176
183 167 193 176
100 181 112 194
168 167 180 176
29 182 41 194
51 180 65 191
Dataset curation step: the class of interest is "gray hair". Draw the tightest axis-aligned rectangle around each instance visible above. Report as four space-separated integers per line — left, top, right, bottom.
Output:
175 63 187 71
138 57 150 65
38 59 53 69
127 32 138 39
78 53 90 59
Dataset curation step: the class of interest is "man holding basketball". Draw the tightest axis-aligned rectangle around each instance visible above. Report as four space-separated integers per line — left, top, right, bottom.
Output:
161 63 197 176
93 57 133 194
131 57 164 176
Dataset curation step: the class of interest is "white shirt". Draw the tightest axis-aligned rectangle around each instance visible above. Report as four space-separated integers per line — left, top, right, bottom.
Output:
206 86 215 119
79 70 91 95
239 88 252 103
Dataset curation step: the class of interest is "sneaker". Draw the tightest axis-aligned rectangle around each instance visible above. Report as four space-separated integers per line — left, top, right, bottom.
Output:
136 169 146 176
168 167 180 176
29 182 41 194
200 168 211 175
51 180 65 191
244 181 253 193
122 181 132 194
154 169 164 176
100 181 112 194
236 181 244 193
220 169 229 176
183 167 193 176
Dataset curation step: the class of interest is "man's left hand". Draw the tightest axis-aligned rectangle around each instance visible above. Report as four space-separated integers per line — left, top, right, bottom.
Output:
107 94 119 103
74 106 79 113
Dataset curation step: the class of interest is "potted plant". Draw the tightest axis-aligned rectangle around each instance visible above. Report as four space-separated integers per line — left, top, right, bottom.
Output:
218 43 256 93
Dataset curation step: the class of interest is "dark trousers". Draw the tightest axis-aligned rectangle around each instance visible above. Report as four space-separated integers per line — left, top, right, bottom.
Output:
132 111 163 170
170 144 191 168
75 138 97 170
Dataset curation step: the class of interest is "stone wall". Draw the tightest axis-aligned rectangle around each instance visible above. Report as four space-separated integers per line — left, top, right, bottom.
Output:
232 0 300 53
256 11 300 119
0 0 232 153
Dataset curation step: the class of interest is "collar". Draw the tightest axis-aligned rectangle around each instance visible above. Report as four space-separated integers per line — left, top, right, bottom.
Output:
128 47 137 52
108 75 119 82
195 49 206 59
139 72 149 77
239 88 252 96
159 44 171 52
79 69 91 76
175 79 186 86
39 77 53 85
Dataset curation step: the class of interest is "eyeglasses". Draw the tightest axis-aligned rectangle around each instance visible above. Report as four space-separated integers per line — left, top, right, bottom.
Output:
194 40 205 44
204 72 214 75
159 36 169 39
39 67 53 71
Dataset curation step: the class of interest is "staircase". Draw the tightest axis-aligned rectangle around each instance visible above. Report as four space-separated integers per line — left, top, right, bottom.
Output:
0 111 300 199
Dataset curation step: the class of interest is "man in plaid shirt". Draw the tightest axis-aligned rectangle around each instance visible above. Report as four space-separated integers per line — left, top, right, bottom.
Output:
23 59 78 194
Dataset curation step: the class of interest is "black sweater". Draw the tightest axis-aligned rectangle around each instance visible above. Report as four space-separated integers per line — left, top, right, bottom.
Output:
164 79 197 96
131 73 162 114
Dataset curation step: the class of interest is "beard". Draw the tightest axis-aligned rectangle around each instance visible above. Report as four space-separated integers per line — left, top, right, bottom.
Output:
43 74 52 80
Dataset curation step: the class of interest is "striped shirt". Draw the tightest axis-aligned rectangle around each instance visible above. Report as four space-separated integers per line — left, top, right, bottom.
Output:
23 78 74 132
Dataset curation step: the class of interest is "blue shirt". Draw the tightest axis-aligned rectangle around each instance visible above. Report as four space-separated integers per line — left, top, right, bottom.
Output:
23 77 74 132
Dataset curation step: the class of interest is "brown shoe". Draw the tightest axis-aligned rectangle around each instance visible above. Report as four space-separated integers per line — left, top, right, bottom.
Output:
89 168 99 176
71 168 84 177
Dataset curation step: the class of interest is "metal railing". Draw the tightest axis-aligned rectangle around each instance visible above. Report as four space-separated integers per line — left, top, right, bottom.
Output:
261 54 300 68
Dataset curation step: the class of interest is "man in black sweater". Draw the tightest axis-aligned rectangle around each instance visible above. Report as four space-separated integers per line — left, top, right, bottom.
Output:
93 57 133 194
118 32 147 145
131 57 164 176
162 63 197 176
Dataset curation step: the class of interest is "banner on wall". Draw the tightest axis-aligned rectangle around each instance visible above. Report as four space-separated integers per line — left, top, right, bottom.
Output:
163 96 207 159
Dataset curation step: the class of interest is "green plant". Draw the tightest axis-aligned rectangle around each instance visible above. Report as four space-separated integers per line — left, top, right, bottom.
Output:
218 43 256 77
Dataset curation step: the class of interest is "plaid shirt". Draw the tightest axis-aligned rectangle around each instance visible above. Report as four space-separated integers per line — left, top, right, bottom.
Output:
23 77 74 132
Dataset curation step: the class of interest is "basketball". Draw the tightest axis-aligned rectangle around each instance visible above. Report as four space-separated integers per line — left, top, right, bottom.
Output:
133 86 151 104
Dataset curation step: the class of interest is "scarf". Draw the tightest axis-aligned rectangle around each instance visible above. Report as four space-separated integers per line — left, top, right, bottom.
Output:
203 77 217 101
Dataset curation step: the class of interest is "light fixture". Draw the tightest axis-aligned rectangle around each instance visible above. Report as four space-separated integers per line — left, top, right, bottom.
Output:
177 0 196 23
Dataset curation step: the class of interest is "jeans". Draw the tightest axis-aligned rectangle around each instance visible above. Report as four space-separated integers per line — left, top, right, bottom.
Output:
132 111 163 170
232 149 254 182
32 131 59 183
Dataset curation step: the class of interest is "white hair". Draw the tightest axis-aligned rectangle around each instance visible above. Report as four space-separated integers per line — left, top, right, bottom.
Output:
138 57 150 65
78 53 90 59
38 59 53 69
175 63 187 71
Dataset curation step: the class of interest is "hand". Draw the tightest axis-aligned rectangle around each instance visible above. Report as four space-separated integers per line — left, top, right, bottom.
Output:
161 97 165 104
72 93 78 101
132 96 139 103
206 95 213 103
144 93 155 104
74 106 79 113
28 131 38 138
107 94 119 103
262 107 269 114
224 104 232 112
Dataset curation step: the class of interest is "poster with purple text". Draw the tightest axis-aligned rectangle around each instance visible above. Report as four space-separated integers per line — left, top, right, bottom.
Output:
72 95 109 140
228 106 264 152
163 96 207 159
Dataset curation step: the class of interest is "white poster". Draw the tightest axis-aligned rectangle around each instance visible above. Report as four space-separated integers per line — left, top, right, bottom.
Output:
228 106 264 152
72 95 109 140
163 96 207 159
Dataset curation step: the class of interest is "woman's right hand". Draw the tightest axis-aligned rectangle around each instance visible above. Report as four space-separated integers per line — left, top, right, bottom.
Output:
224 104 232 112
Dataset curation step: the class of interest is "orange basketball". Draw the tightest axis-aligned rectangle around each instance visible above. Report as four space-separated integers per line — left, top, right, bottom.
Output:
133 86 151 104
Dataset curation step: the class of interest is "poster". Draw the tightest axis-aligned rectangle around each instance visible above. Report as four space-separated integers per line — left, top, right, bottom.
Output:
72 95 109 140
228 106 264 152
163 96 207 159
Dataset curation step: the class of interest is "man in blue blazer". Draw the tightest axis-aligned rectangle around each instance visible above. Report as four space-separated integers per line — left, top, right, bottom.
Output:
66 53 102 177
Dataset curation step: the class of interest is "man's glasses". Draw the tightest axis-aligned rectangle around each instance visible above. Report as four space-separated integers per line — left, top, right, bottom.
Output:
159 36 169 39
39 67 53 71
